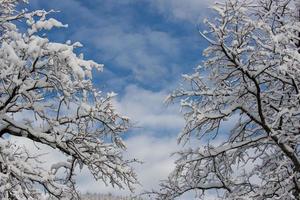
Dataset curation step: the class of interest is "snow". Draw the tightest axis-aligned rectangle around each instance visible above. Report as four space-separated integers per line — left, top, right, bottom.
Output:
0 1 136 199
151 0 300 199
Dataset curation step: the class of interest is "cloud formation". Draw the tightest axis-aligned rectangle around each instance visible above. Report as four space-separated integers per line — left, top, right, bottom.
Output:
115 85 184 131
28 0 203 90
148 0 212 23
73 27 181 84
75 134 180 195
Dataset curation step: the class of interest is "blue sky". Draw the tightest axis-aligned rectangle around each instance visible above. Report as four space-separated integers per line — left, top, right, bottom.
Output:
22 0 215 198
27 0 209 92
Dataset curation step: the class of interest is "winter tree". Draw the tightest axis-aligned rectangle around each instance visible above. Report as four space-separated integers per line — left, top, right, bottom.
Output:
0 0 137 199
150 0 300 199
81 192 143 200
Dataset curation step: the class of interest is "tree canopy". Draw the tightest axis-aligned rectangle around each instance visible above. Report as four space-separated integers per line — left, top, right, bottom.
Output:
151 0 300 199
0 0 137 199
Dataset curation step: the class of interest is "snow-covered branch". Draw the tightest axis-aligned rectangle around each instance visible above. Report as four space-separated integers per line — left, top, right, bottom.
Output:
0 1 137 199
150 0 300 199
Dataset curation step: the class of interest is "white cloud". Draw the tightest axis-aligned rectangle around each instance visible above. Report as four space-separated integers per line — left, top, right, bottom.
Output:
31 0 179 83
73 27 182 84
29 0 201 86
71 84 185 196
148 0 213 23
126 134 178 189
115 84 184 130
73 85 186 196
74 134 179 197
